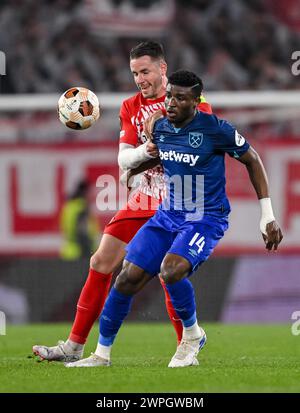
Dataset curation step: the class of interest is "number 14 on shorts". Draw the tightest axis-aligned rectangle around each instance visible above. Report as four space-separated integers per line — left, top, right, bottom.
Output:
189 233 205 253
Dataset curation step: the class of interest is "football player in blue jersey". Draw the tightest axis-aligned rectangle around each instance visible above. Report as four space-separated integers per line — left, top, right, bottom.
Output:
65 70 283 368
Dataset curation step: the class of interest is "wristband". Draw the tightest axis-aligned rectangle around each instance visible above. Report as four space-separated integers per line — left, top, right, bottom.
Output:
259 197 275 235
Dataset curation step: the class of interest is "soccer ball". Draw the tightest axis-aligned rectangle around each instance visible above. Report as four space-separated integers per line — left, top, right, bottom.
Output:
58 87 100 130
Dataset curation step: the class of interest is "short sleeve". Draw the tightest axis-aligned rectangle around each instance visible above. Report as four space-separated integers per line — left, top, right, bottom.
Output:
119 102 138 146
215 119 250 158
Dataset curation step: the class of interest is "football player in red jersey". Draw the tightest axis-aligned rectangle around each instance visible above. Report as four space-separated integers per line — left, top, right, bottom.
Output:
33 41 213 362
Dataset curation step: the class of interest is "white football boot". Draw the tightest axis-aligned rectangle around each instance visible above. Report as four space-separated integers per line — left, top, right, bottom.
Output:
33 341 83 362
168 327 207 368
65 353 111 368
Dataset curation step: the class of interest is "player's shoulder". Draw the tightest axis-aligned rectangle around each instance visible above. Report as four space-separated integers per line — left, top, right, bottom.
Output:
197 111 218 124
121 92 142 112
153 117 169 134
198 112 235 135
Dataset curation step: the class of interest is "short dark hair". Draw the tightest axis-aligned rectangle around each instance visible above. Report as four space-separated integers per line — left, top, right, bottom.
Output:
130 41 165 61
168 70 203 98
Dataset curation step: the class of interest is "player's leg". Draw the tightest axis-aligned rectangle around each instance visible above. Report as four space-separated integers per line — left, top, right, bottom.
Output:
65 214 173 367
67 234 126 343
122 192 184 342
68 214 153 348
159 254 206 368
162 219 228 367
65 259 153 367
159 277 183 345
32 233 126 362
32 214 148 362
106 213 184 347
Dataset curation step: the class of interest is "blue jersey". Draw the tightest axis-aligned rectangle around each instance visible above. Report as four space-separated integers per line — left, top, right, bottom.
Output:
153 111 250 219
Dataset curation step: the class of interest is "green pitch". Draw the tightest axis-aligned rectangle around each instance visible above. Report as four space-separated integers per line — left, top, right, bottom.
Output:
0 323 299 393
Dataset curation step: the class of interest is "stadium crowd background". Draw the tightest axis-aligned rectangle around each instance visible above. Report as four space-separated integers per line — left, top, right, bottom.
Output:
0 0 299 95
0 0 300 144
0 0 300 325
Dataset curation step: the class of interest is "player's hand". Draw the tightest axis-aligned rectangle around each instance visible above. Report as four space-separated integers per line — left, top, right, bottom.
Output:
144 110 164 141
262 221 283 251
146 142 159 158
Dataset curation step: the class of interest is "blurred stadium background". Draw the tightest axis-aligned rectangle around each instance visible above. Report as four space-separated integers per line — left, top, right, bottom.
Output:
0 0 300 329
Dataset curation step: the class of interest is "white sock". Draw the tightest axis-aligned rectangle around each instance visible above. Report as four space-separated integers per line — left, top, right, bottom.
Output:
183 321 202 340
65 339 84 352
95 343 111 360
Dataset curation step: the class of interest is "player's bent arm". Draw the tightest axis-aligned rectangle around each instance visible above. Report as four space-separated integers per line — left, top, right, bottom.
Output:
237 146 283 250
128 157 161 177
118 142 158 170
120 157 161 189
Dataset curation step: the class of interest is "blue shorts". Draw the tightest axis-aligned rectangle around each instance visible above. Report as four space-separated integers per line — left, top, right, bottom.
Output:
125 208 228 277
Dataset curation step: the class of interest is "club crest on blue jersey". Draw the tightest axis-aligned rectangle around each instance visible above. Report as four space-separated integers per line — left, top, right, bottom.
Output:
189 132 203 148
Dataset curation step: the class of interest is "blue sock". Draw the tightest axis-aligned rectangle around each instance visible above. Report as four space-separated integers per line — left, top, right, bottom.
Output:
165 278 196 327
99 287 133 346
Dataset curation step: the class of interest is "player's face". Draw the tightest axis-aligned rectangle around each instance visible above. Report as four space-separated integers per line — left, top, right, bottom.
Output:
130 56 167 99
165 84 198 127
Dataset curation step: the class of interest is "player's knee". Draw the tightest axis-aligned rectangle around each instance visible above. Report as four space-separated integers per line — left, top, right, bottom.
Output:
90 252 111 274
160 257 191 284
115 261 144 294
160 270 182 284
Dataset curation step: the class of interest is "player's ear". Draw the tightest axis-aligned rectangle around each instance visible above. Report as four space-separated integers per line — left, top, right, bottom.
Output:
194 96 200 107
160 60 167 77
162 74 168 89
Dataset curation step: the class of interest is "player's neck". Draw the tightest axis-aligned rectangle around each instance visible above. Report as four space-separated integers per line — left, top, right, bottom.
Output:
155 87 166 99
144 86 166 102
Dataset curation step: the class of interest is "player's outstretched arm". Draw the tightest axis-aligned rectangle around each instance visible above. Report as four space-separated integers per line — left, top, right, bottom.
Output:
237 146 283 251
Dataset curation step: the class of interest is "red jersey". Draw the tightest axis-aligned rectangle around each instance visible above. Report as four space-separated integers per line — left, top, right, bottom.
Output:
119 92 212 200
